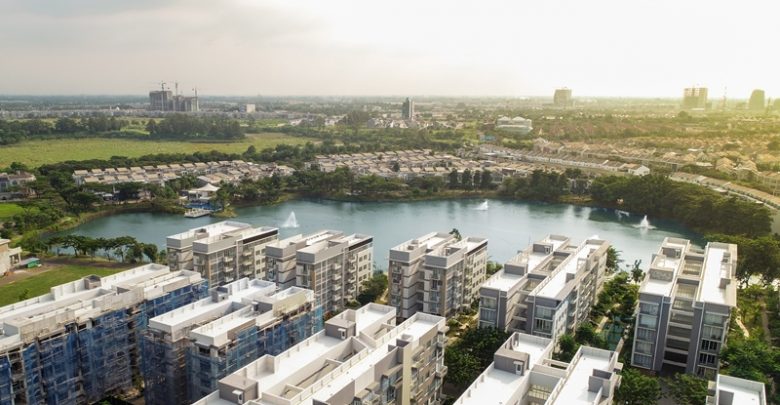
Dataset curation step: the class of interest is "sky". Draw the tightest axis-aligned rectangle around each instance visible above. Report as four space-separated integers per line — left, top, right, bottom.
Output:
0 0 778 98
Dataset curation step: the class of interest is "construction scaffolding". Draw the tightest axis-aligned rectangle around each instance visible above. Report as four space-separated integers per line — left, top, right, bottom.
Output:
0 270 208 405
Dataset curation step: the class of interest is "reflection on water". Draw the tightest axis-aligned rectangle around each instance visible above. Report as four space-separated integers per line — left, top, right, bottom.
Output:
58 199 700 271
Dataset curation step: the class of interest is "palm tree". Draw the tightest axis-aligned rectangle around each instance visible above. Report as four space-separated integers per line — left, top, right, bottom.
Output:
631 260 645 284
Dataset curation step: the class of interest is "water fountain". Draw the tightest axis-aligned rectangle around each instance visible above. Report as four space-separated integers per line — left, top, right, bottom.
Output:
282 211 299 228
633 215 656 230
475 200 489 211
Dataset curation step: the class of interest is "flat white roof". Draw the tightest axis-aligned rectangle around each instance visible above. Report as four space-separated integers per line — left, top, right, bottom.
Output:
482 270 525 292
698 244 736 306
536 239 603 299
641 240 687 296
455 334 552 405
716 374 766 405
167 221 250 241
551 349 613 405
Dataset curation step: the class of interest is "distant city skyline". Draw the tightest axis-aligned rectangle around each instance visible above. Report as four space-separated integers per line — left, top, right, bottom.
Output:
1 0 778 97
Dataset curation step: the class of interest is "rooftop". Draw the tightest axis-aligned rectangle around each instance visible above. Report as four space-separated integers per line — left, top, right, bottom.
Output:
713 374 766 405
551 347 615 405
167 221 251 242
536 238 605 299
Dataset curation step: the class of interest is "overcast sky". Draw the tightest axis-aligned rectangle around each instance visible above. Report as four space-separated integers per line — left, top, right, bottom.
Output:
1 0 778 98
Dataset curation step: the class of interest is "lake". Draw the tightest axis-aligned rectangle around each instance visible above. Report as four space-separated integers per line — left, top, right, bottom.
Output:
58 199 701 271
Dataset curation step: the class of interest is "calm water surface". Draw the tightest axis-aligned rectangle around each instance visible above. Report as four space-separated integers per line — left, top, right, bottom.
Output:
59 199 700 271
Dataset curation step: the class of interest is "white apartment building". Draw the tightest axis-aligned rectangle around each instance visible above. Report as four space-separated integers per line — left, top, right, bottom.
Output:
631 238 738 378
478 235 609 342
192 303 449 405
265 230 374 313
455 332 622 405
389 232 488 319
167 221 279 287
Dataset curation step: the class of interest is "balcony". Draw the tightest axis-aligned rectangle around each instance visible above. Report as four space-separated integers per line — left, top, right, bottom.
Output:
332 273 342 281
435 364 448 378
332 284 342 291
223 256 234 263
436 335 446 348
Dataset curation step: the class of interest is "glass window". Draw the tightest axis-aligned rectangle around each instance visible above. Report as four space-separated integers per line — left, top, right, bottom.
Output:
535 306 554 320
635 341 653 355
704 313 727 326
639 302 659 315
700 339 719 353
633 353 652 368
481 296 497 309
702 325 723 341
638 314 657 329
636 327 656 342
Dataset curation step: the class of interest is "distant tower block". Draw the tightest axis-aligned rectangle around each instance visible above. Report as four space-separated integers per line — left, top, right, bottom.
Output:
402 97 415 120
553 88 573 107
748 89 766 111
682 87 708 109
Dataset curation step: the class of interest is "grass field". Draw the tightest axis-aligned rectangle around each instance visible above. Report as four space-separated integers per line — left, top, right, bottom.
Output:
0 264 128 306
0 133 314 167
0 203 24 221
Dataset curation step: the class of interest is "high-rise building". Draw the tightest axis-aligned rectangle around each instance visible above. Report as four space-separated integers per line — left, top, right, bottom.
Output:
192 304 448 405
0 264 208 404
682 87 709 109
264 230 374 313
149 90 199 112
167 221 279 287
150 90 173 111
454 332 622 405
630 238 738 378
477 235 609 341
388 232 488 319
748 89 766 111
401 97 415 120
143 278 322 405
553 88 573 107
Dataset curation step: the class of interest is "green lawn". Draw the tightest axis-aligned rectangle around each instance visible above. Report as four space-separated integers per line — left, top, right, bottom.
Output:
0 133 314 167
0 203 24 221
0 264 127 306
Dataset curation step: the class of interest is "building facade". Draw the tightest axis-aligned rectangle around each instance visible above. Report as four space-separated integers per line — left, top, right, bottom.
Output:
0 239 21 277
683 87 709 109
401 97 414 120
553 88 573 107
630 238 738 378
0 264 208 405
192 303 448 405
389 232 488 319
455 332 621 405
167 221 279 287
143 279 322 405
265 231 374 313
478 235 609 342
707 374 766 405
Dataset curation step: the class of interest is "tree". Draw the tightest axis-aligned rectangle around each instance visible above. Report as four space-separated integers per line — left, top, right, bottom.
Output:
480 170 493 190
486 261 502 277
630 260 645 284
461 169 473 190
17 288 31 302
720 337 780 384
664 373 708 405
357 273 388 305
615 368 662 405
449 228 462 241
448 170 460 189
606 247 621 272
555 333 579 362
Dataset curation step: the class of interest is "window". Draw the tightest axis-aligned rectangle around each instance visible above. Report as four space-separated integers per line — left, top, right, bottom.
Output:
534 319 553 333
698 353 717 366
527 384 552 402
702 325 723 341
638 314 657 329
639 302 659 315
700 339 719 353
480 308 497 324
535 306 554 320
636 327 656 342
633 353 653 368
635 341 653 355
481 296 497 309
704 313 727 326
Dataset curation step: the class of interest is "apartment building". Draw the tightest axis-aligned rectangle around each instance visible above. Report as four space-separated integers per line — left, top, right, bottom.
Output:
0 264 208 405
707 374 766 405
455 332 621 405
143 279 322 405
389 232 488 319
265 230 373 313
192 303 448 405
631 238 738 378
477 235 609 342
167 221 279 286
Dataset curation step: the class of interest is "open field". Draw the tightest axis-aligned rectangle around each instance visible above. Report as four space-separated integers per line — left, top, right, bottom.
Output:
0 133 314 167
0 203 24 220
0 259 132 306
